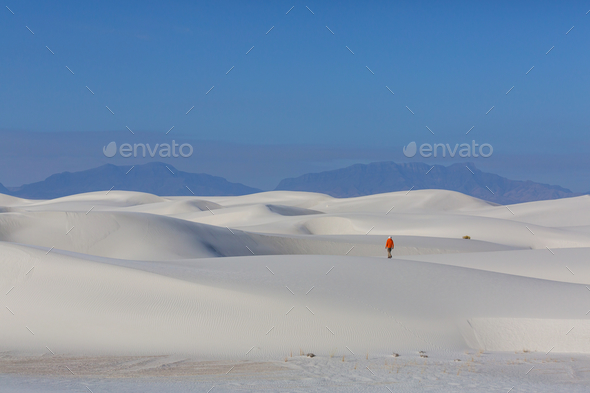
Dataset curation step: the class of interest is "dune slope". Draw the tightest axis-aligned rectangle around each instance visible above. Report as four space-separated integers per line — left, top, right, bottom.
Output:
1 189 590 357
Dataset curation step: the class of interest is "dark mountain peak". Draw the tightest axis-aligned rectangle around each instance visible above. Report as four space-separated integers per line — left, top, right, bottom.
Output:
9 162 261 199
275 161 577 205
133 161 175 170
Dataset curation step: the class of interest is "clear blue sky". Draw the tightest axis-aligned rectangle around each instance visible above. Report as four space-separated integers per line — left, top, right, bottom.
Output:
1 1 590 190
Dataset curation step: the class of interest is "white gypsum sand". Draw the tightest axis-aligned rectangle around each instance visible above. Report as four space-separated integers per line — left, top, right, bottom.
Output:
1 189 590 391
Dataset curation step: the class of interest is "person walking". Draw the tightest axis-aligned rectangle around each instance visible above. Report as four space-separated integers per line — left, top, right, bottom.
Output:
385 236 394 258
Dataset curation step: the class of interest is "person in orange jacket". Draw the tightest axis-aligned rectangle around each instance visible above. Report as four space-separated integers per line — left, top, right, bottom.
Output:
385 236 394 258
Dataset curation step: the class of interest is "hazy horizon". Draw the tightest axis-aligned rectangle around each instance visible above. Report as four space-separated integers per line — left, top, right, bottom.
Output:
1 130 589 193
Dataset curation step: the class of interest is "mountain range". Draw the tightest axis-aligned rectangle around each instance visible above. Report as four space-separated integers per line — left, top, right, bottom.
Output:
3 162 261 199
0 161 583 205
0 183 10 195
276 162 579 205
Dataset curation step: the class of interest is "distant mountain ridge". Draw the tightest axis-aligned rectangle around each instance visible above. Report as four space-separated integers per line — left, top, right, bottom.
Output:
6 162 261 199
275 161 579 205
0 161 583 204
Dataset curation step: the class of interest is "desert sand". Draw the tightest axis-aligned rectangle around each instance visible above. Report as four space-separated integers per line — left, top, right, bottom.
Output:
1 189 590 391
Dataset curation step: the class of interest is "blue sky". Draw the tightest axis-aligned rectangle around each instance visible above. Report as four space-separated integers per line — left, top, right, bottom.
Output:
1 1 590 190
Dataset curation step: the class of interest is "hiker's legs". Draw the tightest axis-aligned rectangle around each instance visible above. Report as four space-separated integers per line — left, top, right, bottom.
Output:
387 248 392 258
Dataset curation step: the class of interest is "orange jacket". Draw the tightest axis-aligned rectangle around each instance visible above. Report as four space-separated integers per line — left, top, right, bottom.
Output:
385 238 394 248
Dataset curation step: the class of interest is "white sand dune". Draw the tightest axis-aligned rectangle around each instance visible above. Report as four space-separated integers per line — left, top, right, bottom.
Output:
2 189 590 360
397 247 590 285
472 194 590 227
